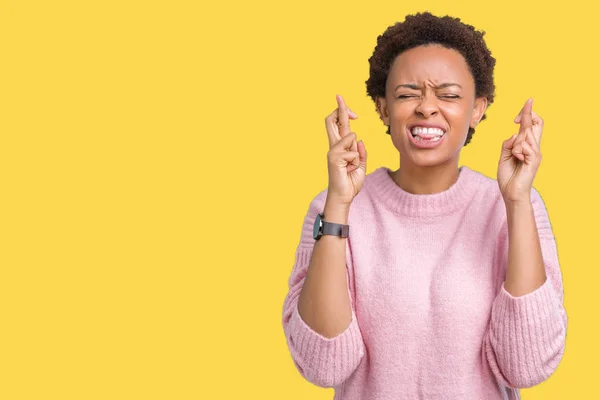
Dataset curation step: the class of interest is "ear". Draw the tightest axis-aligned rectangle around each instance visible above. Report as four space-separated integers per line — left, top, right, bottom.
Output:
376 96 390 126
470 97 488 129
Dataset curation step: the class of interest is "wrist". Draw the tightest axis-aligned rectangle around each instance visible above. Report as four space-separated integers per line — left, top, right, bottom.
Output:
323 200 350 224
504 196 533 213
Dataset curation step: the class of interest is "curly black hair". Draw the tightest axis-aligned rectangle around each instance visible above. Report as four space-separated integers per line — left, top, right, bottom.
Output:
365 12 496 145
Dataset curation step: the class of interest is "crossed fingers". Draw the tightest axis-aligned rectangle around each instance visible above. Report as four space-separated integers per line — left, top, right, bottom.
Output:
512 98 544 162
324 94 358 150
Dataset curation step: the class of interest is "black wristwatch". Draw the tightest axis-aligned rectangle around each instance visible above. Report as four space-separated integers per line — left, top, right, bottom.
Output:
313 212 349 240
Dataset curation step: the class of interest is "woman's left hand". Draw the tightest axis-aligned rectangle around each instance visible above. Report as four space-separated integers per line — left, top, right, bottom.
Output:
497 98 544 203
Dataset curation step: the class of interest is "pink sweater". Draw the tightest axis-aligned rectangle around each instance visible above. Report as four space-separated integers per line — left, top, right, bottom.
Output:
282 165 567 400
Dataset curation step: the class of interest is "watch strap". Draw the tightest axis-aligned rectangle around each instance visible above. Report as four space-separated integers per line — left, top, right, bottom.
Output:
322 219 350 238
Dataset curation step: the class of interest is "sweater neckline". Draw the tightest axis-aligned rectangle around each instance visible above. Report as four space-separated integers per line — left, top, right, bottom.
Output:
367 165 481 217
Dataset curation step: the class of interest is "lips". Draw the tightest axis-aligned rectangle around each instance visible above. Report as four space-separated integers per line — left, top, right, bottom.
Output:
406 125 446 149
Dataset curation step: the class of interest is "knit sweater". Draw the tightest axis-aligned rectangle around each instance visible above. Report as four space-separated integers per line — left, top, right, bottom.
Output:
282 165 567 400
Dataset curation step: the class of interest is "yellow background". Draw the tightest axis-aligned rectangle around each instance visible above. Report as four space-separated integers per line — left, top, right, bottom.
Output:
0 0 596 398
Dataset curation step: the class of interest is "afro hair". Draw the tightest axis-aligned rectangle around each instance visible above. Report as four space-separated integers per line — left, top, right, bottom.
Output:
365 12 496 145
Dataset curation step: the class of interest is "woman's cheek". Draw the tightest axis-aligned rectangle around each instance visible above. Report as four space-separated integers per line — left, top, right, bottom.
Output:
441 104 467 128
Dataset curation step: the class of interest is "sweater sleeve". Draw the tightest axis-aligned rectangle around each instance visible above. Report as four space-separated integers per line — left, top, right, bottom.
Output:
484 187 568 389
281 190 365 388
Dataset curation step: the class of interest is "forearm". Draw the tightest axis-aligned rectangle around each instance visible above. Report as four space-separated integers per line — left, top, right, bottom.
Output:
297 200 353 338
503 196 547 297
485 191 566 388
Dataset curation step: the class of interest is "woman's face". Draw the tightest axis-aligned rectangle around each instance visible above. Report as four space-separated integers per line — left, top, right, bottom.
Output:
377 44 487 168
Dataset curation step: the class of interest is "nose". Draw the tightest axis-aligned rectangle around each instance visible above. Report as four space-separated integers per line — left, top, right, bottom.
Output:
415 94 439 118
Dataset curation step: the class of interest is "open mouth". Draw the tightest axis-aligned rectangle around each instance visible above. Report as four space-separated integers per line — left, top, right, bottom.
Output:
410 126 446 142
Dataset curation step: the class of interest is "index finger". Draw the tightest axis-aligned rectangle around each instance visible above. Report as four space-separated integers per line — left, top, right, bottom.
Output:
325 110 342 149
531 110 543 145
336 94 351 137
519 98 534 131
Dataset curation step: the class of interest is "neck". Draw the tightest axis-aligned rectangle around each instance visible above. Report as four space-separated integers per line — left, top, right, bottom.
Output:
390 159 460 195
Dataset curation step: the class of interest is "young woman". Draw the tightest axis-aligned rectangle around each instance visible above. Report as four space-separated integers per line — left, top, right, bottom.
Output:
282 12 567 400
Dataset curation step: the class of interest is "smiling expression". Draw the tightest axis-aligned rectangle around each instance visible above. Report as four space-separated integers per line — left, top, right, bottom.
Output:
377 44 488 167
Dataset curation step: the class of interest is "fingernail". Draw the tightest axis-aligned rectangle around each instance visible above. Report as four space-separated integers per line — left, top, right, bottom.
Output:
350 111 358 118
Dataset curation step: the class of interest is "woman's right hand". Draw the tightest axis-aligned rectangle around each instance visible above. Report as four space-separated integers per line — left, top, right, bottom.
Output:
325 95 367 208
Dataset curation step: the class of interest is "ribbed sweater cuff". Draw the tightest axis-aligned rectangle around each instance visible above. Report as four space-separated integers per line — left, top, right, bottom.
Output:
287 302 364 387
490 277 565 387
497 277 560 323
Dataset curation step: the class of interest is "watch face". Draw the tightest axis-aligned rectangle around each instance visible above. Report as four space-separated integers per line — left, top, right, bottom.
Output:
313 213 322 240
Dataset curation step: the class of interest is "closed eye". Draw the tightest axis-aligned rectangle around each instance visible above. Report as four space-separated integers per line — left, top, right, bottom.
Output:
397 94 461 100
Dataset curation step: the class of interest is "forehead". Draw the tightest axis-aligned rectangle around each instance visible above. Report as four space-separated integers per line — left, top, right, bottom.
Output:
387 45 474 87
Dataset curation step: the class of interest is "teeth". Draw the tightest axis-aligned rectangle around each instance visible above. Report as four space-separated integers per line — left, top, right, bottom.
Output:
411 127 445 136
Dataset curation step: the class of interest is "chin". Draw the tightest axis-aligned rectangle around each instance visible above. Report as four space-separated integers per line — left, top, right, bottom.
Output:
407 153 453 168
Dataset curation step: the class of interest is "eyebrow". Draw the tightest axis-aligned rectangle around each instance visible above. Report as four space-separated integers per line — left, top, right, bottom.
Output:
394 83 463 90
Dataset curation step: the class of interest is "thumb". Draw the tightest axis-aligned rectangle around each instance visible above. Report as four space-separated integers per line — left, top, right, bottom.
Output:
500 134 517 159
